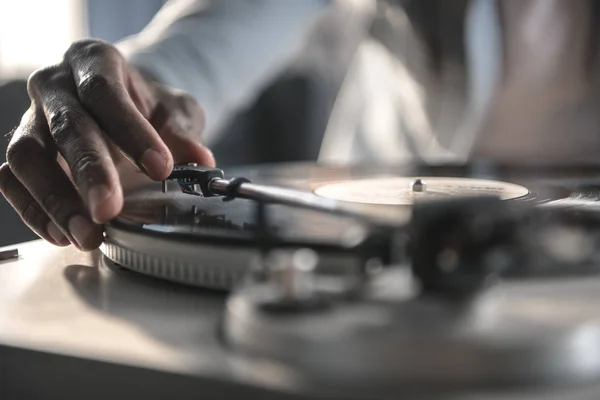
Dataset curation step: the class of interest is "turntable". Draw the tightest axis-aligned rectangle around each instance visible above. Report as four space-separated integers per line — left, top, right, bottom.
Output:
102 162 600 289
4 162 600 399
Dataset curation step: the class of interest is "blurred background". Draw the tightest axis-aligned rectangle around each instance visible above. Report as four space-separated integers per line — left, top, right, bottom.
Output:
0 0 330 246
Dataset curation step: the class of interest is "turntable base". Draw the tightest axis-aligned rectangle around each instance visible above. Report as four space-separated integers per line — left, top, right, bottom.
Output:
3 240 600 399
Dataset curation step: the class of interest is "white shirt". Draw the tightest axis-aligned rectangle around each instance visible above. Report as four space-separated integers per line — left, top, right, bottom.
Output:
118 0 332 144
118 0 599 165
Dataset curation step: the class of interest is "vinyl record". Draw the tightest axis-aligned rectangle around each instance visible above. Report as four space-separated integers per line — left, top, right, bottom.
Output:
100 162 600 289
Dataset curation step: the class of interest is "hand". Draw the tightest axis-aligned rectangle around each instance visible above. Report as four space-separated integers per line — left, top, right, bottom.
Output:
0 39 215 251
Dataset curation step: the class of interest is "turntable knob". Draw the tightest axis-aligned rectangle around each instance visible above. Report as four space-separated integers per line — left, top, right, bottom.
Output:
410 178 427 193
256 248 331 313
267 248 318 301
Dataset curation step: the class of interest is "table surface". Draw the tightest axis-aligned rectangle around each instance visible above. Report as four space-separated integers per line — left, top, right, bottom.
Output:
4 240 600 400
0 240 320 399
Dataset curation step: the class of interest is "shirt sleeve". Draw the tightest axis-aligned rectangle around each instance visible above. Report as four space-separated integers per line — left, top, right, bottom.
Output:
117 0 330 144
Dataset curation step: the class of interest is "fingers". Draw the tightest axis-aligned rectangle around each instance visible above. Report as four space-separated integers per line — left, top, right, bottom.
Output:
161 130 216 167
0 163 69 246
3 38 215 251
64 40 173 180
5 110 103 251
150 87 216 167
29 65 123 223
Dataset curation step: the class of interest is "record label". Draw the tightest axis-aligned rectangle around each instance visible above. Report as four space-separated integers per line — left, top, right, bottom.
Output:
313 177 530 205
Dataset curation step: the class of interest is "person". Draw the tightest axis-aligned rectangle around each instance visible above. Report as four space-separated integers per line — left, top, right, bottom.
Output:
1 0 598 252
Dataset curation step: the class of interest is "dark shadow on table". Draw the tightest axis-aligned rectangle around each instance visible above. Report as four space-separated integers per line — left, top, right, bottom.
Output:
63 257 227 353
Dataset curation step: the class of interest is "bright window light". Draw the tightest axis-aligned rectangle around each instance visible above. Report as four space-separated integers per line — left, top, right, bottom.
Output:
0 0 86 78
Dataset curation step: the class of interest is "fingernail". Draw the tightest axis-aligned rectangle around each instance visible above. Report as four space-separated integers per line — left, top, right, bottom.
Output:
46 221 65 244
88 184 113 220
140 149 168 178
68 215 95 248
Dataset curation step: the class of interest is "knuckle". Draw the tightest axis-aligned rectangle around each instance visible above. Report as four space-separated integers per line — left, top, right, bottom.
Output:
27 65 62 98
78 73 114 105
177 92 203 115
20 201 45 227
6 135 43 169
0 161 10 175
66 39 115 60
70 150 105 186
178 92 200 108
39 190 64 218
0 162 11 192
175 93 206 132
48 107 87 144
